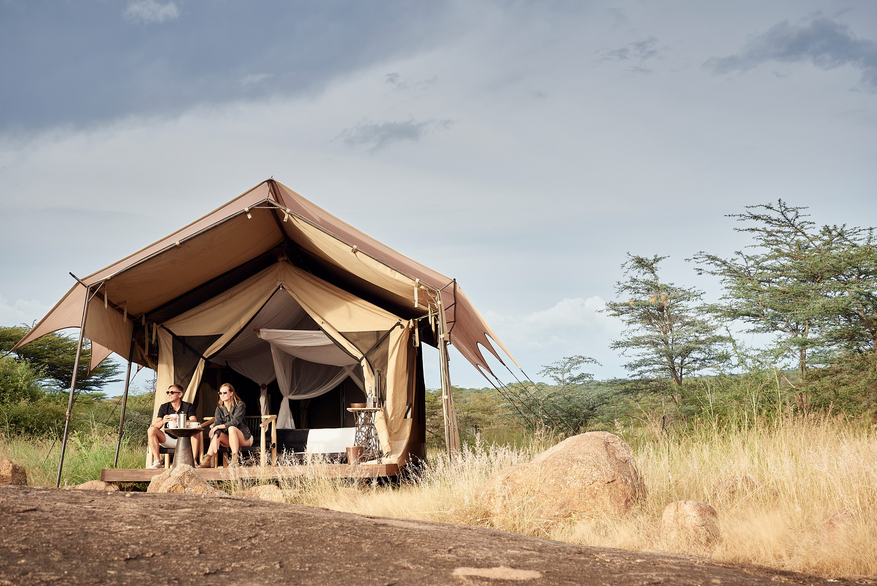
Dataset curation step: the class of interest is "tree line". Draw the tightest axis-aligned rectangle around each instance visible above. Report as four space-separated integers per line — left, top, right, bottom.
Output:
452 200 877 443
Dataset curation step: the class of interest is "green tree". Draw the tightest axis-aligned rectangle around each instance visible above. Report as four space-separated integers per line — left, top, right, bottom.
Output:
499 355 605 435
536 355 607 433
0 355 42 404
690 201 877 380
0 355 67 437
604 254 730 402
820 228 877 369
690 201 844 382
0 325 122 397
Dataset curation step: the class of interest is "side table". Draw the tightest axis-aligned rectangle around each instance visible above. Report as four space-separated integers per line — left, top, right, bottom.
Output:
346 407 382 462
164 426 203 469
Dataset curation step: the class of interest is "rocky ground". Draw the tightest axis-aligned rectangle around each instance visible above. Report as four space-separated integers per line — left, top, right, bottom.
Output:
1 485 874 585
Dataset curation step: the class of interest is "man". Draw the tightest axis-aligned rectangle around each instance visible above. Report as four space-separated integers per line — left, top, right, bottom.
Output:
147 383 200 469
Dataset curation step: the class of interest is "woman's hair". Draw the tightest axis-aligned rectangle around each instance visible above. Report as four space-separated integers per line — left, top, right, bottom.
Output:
219 382 242 410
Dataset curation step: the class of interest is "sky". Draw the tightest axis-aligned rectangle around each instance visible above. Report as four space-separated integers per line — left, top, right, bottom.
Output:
1 0 875 392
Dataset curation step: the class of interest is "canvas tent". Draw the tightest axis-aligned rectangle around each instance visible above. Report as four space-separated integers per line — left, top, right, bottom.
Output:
14 179 518 480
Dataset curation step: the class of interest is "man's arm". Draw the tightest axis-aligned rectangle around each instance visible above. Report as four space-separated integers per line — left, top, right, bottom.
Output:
151 404 168 429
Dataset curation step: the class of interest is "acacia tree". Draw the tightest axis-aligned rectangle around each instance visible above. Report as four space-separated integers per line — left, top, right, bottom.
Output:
0 325 121 397
500 355 604 435
690 201 871 380
536 355 605 433
604 254 730 402
819 228 877 369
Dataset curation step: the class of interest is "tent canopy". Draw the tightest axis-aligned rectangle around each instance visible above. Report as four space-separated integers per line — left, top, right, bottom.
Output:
14 179 517 378
14 179 517 464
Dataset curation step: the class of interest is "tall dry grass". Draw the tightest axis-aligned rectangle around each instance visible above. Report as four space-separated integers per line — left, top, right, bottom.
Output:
250 417 875 579
560 416 877 577
248 435 551 527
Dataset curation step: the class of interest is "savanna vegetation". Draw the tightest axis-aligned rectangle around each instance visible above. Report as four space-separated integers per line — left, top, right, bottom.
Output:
1 200 875 578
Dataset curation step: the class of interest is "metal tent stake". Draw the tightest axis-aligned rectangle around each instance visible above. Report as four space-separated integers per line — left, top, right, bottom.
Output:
56 283 94 487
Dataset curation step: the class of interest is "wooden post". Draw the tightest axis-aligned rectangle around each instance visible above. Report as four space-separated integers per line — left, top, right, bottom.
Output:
436 297 461 459
56 284 93 487
113 337 137 468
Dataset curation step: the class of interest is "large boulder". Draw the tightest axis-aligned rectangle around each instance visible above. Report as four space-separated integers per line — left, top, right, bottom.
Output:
147 465 225 495
0 458 28 486
660 501 720 552
479 432 646 528
70 480 119 492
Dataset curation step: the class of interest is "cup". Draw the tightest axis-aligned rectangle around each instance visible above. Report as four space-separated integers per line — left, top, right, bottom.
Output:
177 413 185 428
346 446 363 464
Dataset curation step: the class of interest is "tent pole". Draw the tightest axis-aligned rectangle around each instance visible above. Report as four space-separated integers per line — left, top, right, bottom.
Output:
56 284 94 487
436 297 461 460
113 337 137 468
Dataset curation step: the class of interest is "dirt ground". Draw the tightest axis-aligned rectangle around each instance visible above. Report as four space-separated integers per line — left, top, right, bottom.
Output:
0 485 873 586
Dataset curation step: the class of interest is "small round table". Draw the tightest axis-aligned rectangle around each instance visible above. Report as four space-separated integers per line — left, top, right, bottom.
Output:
346 407 382 462
164 426 203 469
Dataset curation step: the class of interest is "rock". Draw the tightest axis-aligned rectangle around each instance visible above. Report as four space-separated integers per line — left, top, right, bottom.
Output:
821 508 858 537
147 465 225 495
242 484 286 503
0 458 27 486
71 480 119 492
660 501 720 552
710 474 760 505
479 432 646 527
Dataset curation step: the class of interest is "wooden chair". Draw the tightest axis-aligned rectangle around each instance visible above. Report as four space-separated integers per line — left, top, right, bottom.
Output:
216 415 277 467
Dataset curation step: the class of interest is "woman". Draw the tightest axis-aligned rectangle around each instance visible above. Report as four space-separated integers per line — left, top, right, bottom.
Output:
199 383 253 467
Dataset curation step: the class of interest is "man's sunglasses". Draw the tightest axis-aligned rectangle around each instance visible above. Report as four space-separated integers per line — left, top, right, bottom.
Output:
166 390 182 395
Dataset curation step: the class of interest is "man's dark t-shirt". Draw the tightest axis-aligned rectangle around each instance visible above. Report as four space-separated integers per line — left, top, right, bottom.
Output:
157 401 196 439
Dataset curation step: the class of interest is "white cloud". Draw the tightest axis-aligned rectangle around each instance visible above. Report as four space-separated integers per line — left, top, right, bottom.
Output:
0 295 49 328
478 297 627 382
486 296 621 352
124 0 180 25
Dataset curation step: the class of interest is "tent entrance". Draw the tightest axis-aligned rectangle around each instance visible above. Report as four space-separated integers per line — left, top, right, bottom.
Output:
202 290 367 429
152 260 425 465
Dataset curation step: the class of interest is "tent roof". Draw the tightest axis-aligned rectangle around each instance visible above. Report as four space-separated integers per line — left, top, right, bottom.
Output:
15 179 517 378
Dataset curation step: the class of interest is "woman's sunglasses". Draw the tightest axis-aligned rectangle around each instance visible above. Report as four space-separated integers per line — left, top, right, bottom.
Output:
218 391 229 396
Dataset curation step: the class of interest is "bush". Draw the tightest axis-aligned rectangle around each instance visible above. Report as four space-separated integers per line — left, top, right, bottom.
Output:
0 355 42 404
0 396 66 437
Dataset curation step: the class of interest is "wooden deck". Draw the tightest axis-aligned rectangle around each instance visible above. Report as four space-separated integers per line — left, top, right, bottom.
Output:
101 463 399 483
